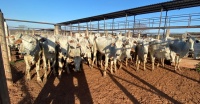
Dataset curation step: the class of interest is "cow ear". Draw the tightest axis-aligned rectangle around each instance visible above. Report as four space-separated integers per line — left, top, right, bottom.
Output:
196 40 199 43
111 43 115 46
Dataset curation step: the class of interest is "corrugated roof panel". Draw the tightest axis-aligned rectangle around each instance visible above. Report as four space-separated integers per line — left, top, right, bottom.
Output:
58 0 200 25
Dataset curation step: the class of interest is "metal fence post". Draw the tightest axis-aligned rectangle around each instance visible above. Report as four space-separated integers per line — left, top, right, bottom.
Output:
0 9 11 104
4 22 11 61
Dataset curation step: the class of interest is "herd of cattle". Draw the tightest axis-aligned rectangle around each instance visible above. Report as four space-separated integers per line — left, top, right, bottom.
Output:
7 30 200 82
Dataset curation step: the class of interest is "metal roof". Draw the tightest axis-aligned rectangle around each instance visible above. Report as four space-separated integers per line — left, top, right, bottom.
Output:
58 0 200 25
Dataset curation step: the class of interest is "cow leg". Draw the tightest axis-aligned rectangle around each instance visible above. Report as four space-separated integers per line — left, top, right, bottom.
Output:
174 56 178 71
177 57 181 70
130 56 133 62
103 56 109 76
47 59 51 70
92 51 97 68
52 59 57 76
143 54 147 70
42 53 47 79
58 56 63 78
161 58 165 67
35 58 42 82
65 58 70 74
152 57 155 70
150 53 155 70
110 60 114 74
119 61 123 69
24 56 31 81
135 55 138 67
136 60 140 71
88 58 92 68
126 58 128 67
114 59 117 72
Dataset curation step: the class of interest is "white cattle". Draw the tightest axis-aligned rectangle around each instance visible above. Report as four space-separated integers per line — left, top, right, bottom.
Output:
39 35 57 77
78 36 92 67
67 36 82 72
167 36 194 70
149 39 171 70
135 40 149 70
7 34 23 49
56 35 70 77
92 36 124 76
17 34 44 82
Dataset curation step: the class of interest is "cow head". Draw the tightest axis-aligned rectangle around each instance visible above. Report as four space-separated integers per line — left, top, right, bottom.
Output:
46 35 56 54
74 56 82 72
115 40 124 58
19 35 40 55
186 36 195 51
139 41 149 54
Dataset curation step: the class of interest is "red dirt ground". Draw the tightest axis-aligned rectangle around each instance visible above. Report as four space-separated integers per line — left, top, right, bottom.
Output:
8 51 200 104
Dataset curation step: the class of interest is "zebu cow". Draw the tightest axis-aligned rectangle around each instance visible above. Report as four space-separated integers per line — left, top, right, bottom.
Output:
135 40 149 70
39 35 57 76
167 36 194 70
17 34 44 82
93 36 124 76
56 35 70 77
67 35 82 72
78 36 93 67
7 34 23 49
149 39 171 70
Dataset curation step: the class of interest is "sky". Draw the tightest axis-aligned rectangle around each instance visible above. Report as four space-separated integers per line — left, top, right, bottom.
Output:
0 0 200 33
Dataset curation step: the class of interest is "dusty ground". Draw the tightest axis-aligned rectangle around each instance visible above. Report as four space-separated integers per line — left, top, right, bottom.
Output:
8 51 200 104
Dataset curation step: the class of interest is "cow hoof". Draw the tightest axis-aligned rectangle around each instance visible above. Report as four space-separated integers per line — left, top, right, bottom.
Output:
58 75 61 79
103 71 107 77
27 77 31 81
111 71 113 74
37 78 42 82
67 71 70 74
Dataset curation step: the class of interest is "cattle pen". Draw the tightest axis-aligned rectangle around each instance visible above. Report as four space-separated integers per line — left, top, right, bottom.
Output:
1 0 200 104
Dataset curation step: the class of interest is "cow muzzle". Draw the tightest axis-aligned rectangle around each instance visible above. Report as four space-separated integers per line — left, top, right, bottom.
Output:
189 49 194 51
116 54 120 56
49 51 55 54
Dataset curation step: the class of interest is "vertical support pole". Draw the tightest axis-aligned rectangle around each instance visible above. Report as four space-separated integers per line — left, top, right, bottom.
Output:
4 22 11 62
112 18 114 35
86 22 89 32
163 11 168 39
70 23 72 32
32 29 34 36
65 26 66 35
0 9 11 104
78 23 80 34
98 21 99 33
188 14 191 26
118 23 119 30
157 8 163 39
152 19 154 27
149 18 150 27
104 18 106 35
133 15 135 36
90 20 92 34
125 14 128 34
54 25 61 35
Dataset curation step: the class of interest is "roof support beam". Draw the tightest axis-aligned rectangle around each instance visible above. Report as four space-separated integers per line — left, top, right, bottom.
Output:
157 8 163 39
